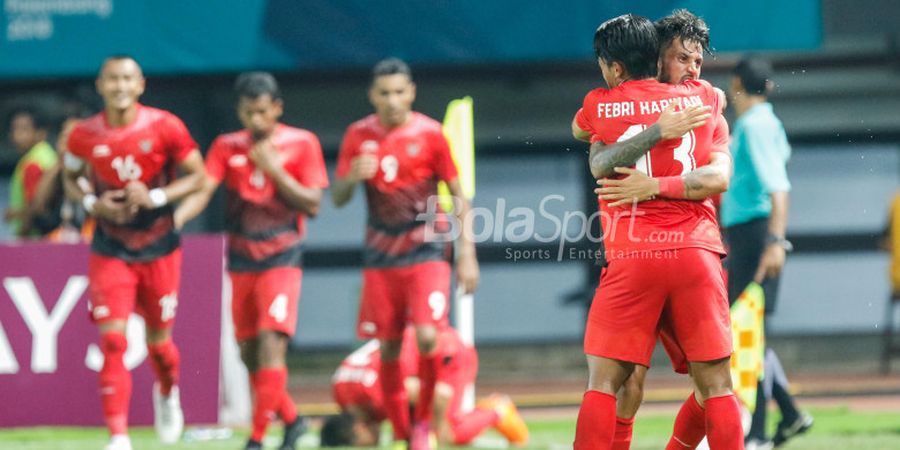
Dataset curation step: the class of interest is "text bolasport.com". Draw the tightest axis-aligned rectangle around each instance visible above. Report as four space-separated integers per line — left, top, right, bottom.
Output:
416 195 685 262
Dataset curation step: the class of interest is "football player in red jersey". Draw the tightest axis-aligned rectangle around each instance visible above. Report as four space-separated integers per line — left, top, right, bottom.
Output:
175 72 328 450
331 58 479 450
62 56 206 450
570 16 742 450
323 326 527 448
572 10 734 449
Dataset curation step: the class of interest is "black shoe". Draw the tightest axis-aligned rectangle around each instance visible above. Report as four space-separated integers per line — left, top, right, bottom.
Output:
279 416 308 450
244 439 263 450
773 412 813 447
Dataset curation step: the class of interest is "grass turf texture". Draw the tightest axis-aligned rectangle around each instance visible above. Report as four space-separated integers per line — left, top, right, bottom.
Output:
2 407 899 449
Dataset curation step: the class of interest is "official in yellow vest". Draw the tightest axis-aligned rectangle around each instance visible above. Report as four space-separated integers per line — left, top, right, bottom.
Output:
5 105 58 238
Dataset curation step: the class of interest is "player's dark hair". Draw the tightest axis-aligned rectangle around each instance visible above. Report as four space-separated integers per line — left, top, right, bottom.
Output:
7 103 52 132
234 72 282 101
319 413 356 447
593 14 659 80
733 56 773 96
372 57 412 83
655 9 711 54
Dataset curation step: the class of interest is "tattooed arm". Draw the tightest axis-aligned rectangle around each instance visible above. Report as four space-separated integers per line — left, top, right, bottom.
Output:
587 104 711 179
596 151 731 206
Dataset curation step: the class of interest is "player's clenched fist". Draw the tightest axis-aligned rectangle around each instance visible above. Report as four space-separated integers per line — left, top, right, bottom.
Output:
248 138 283 176
95 189 138 224
123 180 153 209
348 154 378 181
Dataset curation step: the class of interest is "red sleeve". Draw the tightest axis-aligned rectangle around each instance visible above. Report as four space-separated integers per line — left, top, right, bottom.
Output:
335 128 358 179
162 113 198 163
575 106 593 135
293 134 330 188
22 163 44 201
66 124 89 159
711 114 731 155
432 130 458 182
204 137 228 183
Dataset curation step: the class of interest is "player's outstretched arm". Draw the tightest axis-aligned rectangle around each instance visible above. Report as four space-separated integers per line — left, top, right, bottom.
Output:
588 104 711 179
447 179 479 294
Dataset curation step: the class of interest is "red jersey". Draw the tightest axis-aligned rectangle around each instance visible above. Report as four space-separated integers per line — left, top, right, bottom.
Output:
332 328 418 421
206 124 329 271
67 104 197 261
337 113 457 268
332 327 476 420
576 79 728 260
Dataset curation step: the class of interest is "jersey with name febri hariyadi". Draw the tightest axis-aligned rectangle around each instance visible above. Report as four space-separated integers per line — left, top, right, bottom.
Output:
67 104 197 261
576 79 728 260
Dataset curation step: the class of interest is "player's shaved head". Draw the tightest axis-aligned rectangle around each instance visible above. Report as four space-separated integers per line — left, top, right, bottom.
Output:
372 57 412 84
235 71 281 101
99 55 142 77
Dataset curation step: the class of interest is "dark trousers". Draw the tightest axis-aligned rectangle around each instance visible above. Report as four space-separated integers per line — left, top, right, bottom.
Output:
724 217 799 439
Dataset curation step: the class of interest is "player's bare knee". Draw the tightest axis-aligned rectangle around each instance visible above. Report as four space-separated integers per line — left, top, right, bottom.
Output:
690 358 733 400
145 326 172 345
415 325 438 354
257 330 289 368
380 339 402 361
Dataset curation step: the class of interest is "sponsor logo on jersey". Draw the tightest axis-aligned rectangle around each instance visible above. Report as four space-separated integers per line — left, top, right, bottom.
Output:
360 140 379 154
228 154 249 167
92 144 111 157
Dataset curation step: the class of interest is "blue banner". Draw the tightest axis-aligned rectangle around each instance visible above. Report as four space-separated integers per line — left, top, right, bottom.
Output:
0 0 821 79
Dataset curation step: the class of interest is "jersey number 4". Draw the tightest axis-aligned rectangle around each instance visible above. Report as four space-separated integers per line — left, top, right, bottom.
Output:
617 124 696 176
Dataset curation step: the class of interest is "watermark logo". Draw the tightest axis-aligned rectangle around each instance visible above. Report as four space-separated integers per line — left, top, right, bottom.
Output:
416 194 686 262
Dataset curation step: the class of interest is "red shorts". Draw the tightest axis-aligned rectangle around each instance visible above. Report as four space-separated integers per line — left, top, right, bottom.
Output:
88 249 182 329
357 261 451 340
585 248 731 368
230 267 302 341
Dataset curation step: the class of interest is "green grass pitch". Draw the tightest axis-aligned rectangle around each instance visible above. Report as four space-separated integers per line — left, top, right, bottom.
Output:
2 406 899 449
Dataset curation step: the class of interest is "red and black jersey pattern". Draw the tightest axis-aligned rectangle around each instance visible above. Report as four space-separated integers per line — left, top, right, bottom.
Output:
337 113 457 268
67 105 197 262
206 124 329 272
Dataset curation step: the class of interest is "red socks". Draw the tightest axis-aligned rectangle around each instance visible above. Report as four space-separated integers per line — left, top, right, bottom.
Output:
251 368 288 442
415 352 441 422
574 391 617 450
612 416 635 450
704 394 744 450
147 339 180 396
278 388 297 425
381 359 411 440
451 408 500 445
666 393 706 449
99 332 130 436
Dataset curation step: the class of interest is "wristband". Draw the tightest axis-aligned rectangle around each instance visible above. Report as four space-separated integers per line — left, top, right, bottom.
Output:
657 176 685 199
765 234 794 252
148 188 168 208
82 194 97 214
